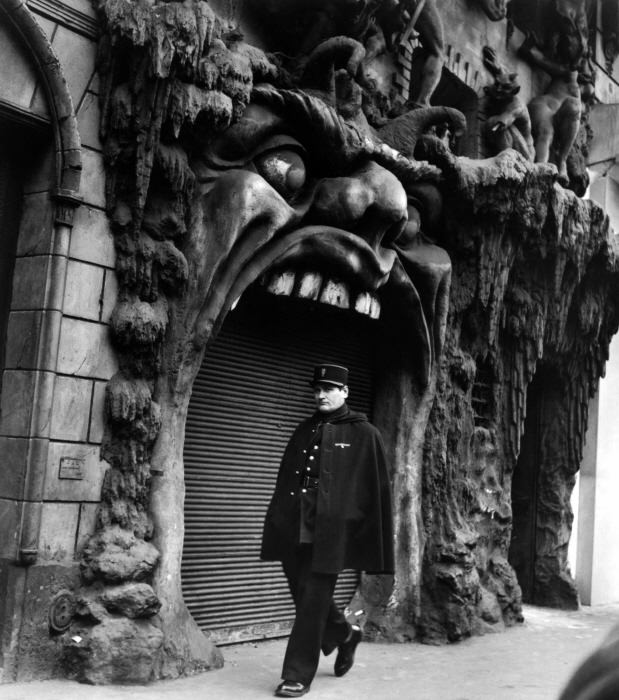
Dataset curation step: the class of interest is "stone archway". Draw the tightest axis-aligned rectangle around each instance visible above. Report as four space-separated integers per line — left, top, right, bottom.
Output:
0 0 84 682
180 288 375 643
60 0 459 681
0 0 82 567
0 0 82 198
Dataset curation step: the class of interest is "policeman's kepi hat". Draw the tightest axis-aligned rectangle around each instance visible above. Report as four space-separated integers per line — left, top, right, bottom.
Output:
310 364 349 387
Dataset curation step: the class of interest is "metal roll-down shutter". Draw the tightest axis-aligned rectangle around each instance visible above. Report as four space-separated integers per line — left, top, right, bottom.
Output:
181 292 376 644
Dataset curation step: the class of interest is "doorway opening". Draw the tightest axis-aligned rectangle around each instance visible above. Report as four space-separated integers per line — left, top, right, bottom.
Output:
181 289 378 644
508 370 545 601
0 116 49 397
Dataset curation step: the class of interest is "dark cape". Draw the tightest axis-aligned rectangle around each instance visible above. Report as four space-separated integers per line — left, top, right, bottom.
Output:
260 407 394 575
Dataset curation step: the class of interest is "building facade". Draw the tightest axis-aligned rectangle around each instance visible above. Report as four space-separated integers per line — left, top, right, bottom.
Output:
0 0 618 685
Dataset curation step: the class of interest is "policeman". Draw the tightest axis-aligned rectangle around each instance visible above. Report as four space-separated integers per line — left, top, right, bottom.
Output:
261 363 394 698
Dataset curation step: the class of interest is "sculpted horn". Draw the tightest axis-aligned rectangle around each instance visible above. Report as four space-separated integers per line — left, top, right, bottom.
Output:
377 106 468 159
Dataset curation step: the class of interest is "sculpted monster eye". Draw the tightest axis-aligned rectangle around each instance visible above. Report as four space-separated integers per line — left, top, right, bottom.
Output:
254 148 306 199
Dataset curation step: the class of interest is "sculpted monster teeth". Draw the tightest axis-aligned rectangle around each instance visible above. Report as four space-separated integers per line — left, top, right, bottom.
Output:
218 225 392 330
258 269 381 318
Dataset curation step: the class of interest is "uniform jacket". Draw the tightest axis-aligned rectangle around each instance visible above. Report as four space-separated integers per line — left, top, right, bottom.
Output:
260 406 394 575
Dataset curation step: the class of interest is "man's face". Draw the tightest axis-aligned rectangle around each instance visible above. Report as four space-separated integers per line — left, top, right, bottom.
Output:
313 383 349 412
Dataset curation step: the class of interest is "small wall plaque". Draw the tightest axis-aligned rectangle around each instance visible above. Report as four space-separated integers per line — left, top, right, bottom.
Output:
59 457 85 480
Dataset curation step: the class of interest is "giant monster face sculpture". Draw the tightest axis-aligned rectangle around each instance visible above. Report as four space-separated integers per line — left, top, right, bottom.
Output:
185 84 452 386
77 10 458 680
137 80 455 677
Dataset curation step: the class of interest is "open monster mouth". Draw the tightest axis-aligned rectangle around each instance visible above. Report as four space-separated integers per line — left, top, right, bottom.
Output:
193 99 451 385
195 174 447 390
215 224 400 330
248 224 399 319
211 219 444 388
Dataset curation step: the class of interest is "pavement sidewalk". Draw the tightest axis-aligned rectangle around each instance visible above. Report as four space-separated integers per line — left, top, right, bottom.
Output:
3 604 619 700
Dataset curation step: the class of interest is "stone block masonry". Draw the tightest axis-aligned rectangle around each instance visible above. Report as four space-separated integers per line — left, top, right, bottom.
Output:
0 0 118 682
57 317 118 379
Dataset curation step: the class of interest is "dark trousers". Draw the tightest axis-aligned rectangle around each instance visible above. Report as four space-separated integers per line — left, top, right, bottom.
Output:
281 545 350 685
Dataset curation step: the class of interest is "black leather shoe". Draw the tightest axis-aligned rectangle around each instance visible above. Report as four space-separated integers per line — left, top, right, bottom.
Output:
274 680 310 697
334 625 362 677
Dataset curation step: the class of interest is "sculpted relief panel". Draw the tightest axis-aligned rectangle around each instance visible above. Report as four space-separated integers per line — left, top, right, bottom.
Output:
60 0 619 683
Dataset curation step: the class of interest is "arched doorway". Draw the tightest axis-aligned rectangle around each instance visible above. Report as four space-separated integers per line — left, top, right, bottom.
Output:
181 289 377 644
508 365 579 607
0 115 50 384
0 4 83 680
509 370 543 601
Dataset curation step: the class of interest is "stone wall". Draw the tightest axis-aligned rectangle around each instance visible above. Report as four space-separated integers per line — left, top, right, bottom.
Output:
416 150 619 640
0 0 116 681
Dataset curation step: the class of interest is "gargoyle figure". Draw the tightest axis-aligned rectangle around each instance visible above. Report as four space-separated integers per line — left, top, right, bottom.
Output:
517 0 590 185
482 46 534 160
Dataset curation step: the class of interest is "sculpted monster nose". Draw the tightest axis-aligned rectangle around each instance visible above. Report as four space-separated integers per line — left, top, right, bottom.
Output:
307 161 408 248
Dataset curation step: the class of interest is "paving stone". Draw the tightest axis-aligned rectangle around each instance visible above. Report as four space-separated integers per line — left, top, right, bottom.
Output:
3 604 619 699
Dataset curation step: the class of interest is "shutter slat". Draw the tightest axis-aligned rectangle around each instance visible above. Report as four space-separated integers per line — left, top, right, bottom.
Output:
181 294 374 643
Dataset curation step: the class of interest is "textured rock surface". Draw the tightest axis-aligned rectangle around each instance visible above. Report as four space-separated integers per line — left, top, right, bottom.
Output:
99 582 161 618
81 526 159 584
63 616 164 684
417 149 619 641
